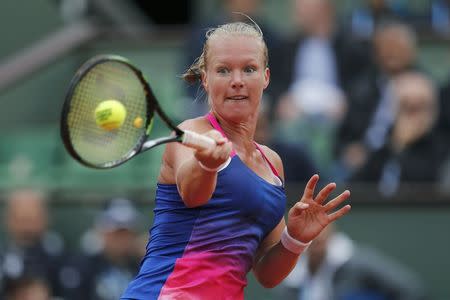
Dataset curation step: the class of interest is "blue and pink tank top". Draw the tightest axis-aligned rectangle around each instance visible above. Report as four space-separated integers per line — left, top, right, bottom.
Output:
121 113 286 300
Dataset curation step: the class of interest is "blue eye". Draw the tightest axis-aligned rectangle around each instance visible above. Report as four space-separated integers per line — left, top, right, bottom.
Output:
244 66 256 73
217 68 229 74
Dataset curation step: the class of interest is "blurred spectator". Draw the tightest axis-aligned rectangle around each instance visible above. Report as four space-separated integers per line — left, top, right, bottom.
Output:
255 100 318 183
273 224 428 300
180 0 282 118
270 0 371 175
0 189 65 298
3 275 51 300
274 81 346 175
350 71 447 197
335 21 420 180
61 198 141 300
271 0 371 104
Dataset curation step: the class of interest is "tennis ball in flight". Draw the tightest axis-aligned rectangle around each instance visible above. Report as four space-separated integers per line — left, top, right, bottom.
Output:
133 116 144 129
95 99 127 131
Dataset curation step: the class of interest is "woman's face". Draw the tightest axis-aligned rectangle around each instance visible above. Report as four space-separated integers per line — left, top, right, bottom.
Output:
202 35 269 123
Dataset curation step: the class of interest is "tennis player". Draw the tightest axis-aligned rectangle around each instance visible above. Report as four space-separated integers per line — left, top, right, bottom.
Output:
121 21 351 300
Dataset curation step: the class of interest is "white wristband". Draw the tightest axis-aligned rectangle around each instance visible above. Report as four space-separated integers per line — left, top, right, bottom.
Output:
197 160 222 172
281 227 311 254
197 157 231 173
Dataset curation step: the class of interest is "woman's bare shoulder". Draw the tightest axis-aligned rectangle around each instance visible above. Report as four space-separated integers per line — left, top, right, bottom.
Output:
178 116 212 132
158 116 213 183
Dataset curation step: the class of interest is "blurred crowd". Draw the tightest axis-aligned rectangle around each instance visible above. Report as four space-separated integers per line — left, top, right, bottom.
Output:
273 224 428 300
0 189 145 300
181 0 450 199
0 188 429 300
0 0 448 299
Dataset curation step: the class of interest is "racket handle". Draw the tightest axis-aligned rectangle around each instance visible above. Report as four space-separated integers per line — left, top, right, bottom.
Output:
182 130 216 150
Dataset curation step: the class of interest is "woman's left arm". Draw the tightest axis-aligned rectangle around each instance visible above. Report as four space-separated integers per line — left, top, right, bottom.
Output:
252 218 298 288
252 174 351 288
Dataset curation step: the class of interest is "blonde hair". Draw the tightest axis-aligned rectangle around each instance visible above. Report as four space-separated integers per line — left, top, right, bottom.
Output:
182 21 269 84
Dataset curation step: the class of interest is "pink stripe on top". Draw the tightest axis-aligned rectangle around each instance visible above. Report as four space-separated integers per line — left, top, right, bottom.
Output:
205 112 280 178
253 143 280 178
206 112 237 157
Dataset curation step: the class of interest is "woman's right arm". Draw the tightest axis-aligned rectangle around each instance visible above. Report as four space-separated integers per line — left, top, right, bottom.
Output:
159 120 232 207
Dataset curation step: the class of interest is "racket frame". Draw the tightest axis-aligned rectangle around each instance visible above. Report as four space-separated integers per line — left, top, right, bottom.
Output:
61 54 184 169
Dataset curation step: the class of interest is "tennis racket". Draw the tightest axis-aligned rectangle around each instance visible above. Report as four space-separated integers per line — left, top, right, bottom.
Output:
60 54 215 169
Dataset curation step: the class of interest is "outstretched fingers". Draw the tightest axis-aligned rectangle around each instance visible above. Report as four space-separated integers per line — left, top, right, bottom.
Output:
328 204 351 222
303 174 319 200
324 190 351 212
324 189 351 222
314 182 336 205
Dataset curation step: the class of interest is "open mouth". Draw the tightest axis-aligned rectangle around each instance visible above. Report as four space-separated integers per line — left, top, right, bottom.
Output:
227 95 248 101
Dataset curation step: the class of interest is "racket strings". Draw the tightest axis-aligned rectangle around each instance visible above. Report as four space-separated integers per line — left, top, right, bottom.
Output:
67 61 148 166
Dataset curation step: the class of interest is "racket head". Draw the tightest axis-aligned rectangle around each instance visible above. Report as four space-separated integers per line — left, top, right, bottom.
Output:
61 55 155 169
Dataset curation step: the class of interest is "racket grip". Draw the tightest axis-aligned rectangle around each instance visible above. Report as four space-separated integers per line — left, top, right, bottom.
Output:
182 130 216 150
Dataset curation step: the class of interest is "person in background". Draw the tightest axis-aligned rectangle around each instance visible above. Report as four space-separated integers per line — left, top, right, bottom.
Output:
271 0 370 106
254 100 318 183
61 198 141 300
274 224 428 300
270 0 370 175
3 275 52 300
0 189 65 298
335 21 420 180
350 71 447 197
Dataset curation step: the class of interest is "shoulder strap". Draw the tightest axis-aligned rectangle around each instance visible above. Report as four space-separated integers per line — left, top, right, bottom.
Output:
205 112 236 157
254 142 280 178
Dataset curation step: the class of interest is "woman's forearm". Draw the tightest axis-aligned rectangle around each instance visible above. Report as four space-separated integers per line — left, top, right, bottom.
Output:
253 242 301 288
176 157 217 207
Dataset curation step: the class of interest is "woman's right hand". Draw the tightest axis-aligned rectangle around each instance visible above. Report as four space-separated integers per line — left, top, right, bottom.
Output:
193 130 232 171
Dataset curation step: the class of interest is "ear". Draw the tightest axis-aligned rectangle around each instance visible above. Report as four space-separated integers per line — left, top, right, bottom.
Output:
263 67 270 90
201 70 208 92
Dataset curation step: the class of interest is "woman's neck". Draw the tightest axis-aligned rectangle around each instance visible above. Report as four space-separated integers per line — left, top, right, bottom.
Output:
211 111 257 153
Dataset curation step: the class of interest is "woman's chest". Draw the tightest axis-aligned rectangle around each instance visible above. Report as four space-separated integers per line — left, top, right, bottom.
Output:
211 158 286 227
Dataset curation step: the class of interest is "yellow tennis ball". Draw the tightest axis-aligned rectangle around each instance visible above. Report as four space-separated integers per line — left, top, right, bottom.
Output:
94 99 127 131
133 116 144 129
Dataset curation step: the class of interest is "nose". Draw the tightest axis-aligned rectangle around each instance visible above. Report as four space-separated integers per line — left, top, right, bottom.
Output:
230 71 244 89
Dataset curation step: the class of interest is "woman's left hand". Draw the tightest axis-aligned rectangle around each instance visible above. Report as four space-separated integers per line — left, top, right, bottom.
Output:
287 174 351 243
